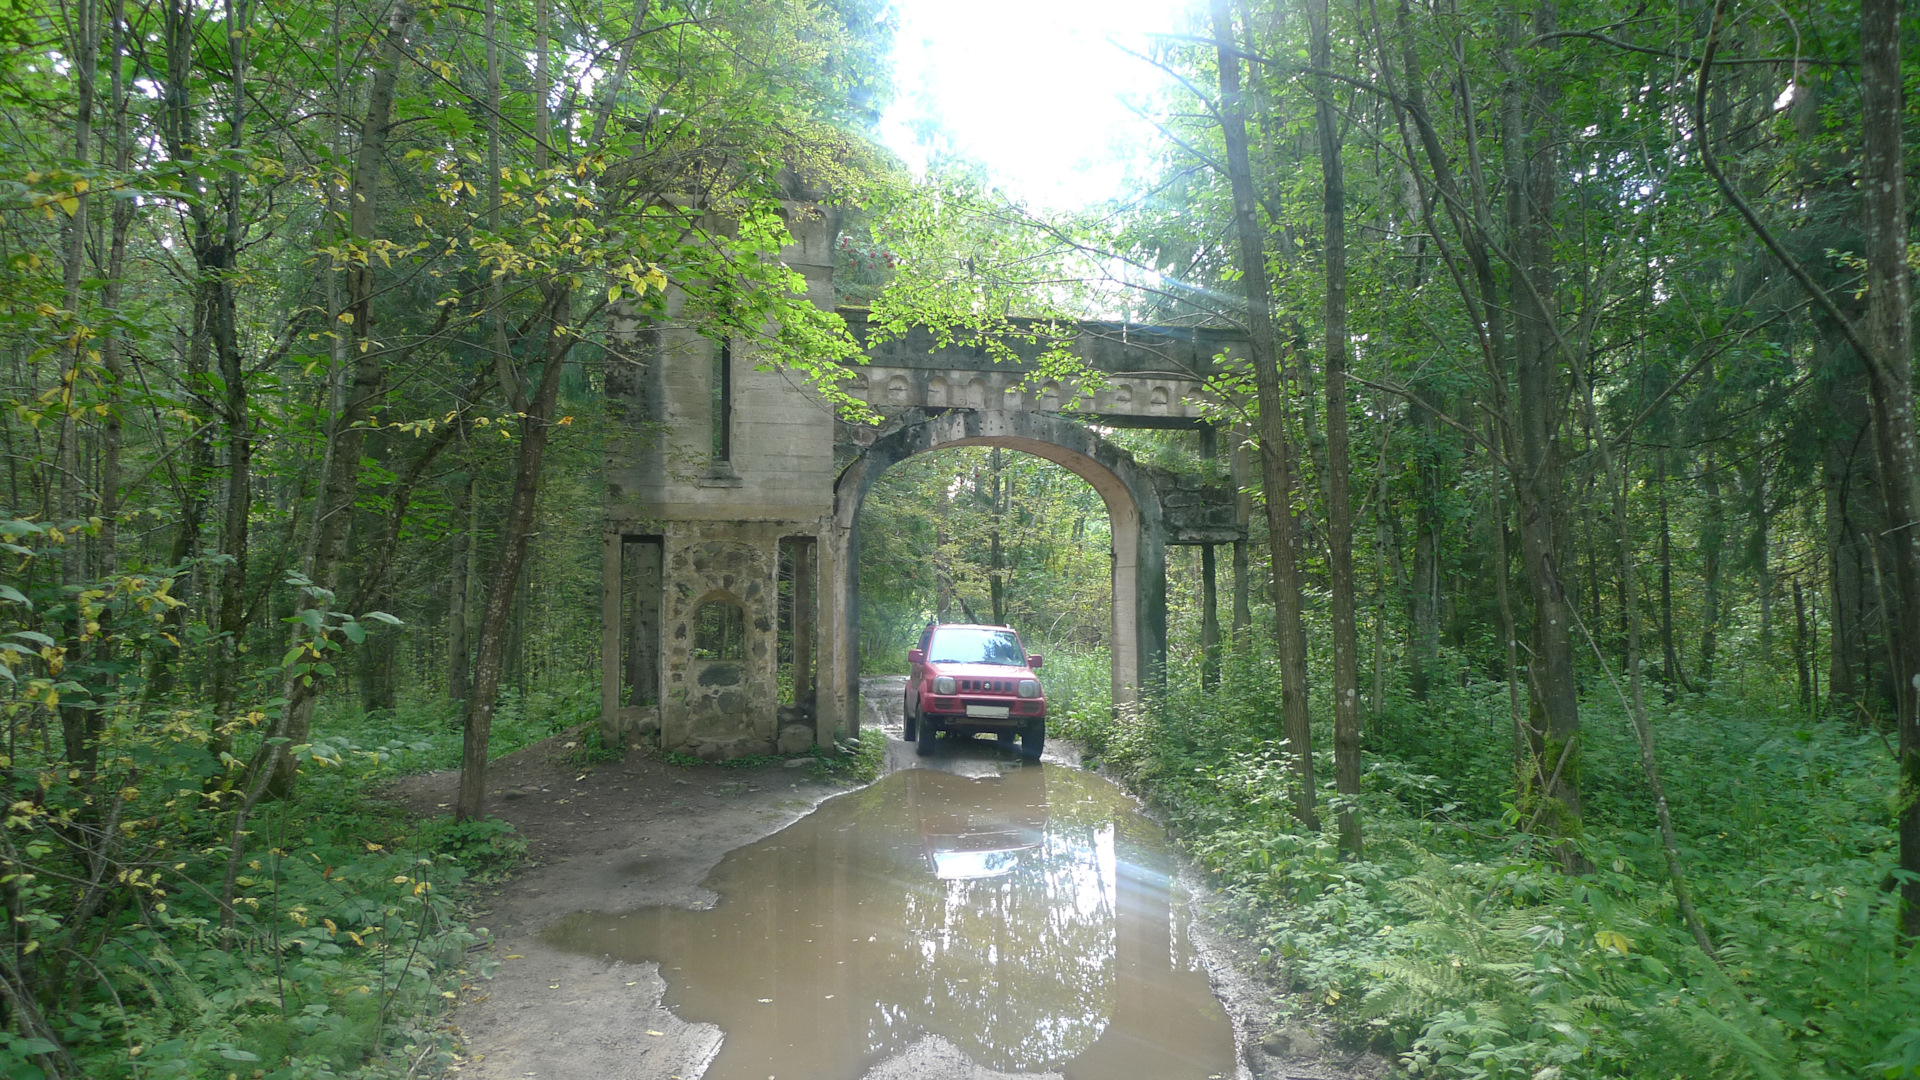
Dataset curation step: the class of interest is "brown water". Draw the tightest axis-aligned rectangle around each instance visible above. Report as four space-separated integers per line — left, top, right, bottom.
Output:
544 761 1236 1080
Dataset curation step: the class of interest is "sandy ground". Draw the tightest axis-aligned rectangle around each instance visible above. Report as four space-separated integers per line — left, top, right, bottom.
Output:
384 677 1385 1080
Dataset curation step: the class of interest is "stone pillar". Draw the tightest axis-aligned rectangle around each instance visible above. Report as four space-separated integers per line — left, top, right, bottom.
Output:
840 522 862 741
1139 515 1168 696
600 529 621 742
818 521 854 747
1110 530 1138 706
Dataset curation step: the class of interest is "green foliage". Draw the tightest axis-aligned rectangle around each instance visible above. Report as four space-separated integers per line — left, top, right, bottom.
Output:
1100 660 1919 1080
324 679 600 775
413 816 529 884
1031 645 1113 755
858 447 1116 662
0 524 545 1079
822 727 887 783
0 719 492 1080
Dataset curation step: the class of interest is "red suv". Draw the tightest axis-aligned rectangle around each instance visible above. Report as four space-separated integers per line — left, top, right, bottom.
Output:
904 623 1046 759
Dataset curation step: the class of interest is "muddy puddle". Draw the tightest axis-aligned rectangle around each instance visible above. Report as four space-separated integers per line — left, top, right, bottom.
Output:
544 760 1235 1080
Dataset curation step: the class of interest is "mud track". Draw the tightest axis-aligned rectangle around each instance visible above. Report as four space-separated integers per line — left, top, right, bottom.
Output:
385 677 1383 1080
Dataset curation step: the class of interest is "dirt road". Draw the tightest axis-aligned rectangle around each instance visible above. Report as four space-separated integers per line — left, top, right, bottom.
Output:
388 677 1380 1080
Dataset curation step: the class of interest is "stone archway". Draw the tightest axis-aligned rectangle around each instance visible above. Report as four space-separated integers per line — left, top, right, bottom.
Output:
600 205 1249 758
828 408 1169 731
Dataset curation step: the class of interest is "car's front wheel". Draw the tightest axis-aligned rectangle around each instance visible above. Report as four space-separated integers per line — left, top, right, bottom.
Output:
916 716 938 756
903 690 918 742
1020 719 1044 760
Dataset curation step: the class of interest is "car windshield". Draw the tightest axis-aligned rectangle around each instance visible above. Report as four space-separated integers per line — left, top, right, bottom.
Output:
927 628 1026 666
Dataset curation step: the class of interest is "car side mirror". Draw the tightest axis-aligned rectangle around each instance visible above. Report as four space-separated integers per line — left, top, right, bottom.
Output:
1027 654 1043 670
908 649 926 666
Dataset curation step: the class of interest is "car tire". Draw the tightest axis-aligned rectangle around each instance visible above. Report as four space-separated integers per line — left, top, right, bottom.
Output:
903 691 917 742
916 715 938 756
996 731 1015 745
1020 720 1044 760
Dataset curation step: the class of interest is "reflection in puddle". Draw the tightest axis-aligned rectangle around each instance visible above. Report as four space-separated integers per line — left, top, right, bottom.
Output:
544 764 1235 1079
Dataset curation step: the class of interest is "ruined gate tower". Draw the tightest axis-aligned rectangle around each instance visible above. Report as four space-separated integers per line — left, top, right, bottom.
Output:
600 206 1247 760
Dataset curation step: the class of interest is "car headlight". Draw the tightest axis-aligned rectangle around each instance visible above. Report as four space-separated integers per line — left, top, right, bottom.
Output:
933 676 956 695
1018 680 1040 699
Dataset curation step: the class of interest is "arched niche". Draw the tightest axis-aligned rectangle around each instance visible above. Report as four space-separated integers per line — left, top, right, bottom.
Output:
691 591 747 660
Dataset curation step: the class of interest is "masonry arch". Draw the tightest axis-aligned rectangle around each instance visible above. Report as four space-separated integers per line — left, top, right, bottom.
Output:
831 409 1168 716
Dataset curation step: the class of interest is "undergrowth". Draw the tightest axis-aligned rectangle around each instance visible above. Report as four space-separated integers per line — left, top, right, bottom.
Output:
0 540 581 1078
1030 644 1113 755
0 722 507 1080
1093 650 1919 1079
322 679 599 775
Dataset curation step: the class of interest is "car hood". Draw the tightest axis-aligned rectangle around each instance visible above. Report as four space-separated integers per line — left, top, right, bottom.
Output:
929 662 1037 681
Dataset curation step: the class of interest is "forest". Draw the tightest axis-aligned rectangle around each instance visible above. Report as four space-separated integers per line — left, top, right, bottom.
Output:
0 0 1915 1075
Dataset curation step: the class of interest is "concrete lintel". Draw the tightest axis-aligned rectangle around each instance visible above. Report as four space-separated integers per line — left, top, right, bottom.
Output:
1074 413 1215 430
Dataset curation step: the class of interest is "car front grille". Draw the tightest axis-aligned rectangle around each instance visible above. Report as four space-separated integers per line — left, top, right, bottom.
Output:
957 678 1016 693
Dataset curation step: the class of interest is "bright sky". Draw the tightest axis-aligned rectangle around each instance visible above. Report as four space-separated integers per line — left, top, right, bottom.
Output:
877 0 1200 211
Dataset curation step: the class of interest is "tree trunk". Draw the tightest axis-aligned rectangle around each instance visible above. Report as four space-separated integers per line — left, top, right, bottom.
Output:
96 0 131 585
1855 0 1920 941
351 393 468 711
1502 6 1586 870
456 294 574 822
1658 447 1681 695
1701 444 1725 686
1308 0 1360 857
1592 417 1717 958
1824 429 1862 707
1747 463 1773 659
1211 0 1317 831
1488 419 1526 791
210 0 253 736
1409 473 1439 699
148 0 218 703
254 0 415 797
1232 537 1251 650
448 474 472 702
1794 578 1811 707
1695 0 1916 936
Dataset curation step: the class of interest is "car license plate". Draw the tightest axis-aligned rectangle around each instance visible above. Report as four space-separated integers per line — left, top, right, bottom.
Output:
965 704 1010 719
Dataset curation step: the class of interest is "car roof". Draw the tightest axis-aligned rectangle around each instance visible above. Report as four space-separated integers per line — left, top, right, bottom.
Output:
929 623 1017 631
